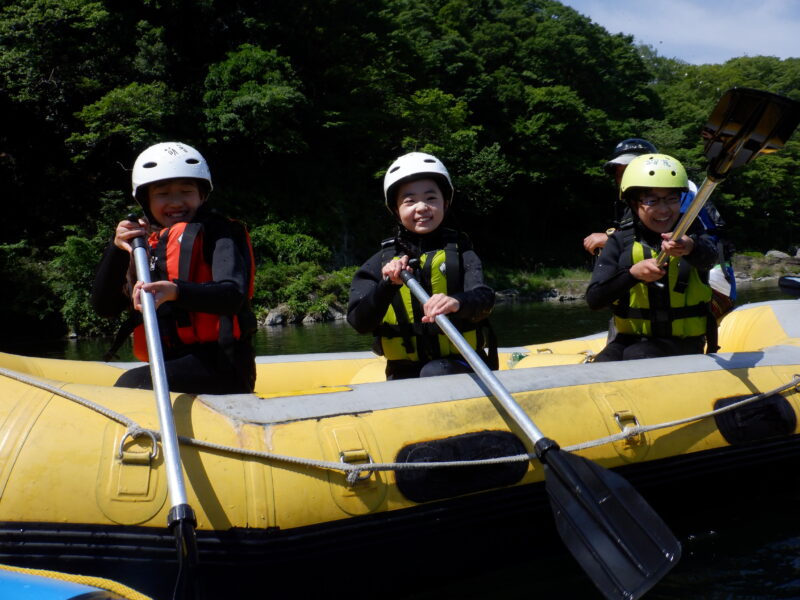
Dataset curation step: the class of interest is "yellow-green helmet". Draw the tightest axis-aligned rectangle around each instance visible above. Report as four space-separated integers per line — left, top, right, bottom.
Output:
619 154 688 201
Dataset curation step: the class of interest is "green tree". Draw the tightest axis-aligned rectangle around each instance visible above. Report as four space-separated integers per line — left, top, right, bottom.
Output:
68 82 180 158
4 0 800 341
203 44 307 153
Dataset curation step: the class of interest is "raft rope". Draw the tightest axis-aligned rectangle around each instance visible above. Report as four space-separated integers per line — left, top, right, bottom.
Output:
2 366 799 486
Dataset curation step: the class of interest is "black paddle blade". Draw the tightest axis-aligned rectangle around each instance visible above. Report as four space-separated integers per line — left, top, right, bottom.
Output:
703 88 800 180
543 449 680 600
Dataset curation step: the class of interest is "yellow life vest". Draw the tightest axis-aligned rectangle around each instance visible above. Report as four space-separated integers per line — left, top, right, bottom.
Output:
612 240 711 338
379 246 479 362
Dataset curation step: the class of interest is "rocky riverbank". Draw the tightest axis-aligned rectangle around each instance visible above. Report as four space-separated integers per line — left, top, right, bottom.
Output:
732 251 800 283
260 252 800 326
504 251 800 304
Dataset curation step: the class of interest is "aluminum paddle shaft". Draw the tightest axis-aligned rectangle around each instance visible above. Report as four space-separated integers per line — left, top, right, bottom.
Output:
130 230 200 600
399 271 545 444
131 235 190 508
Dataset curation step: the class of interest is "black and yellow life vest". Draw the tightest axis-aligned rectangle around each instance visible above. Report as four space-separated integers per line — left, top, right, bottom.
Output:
612 237 711 339
377 232 482 362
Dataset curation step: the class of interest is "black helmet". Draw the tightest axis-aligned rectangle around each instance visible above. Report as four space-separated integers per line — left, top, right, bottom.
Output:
603 138 658 174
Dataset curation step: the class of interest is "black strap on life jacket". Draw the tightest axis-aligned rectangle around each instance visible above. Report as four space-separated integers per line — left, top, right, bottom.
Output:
444 233 460 298
389 293 416 355
611 303 709 322
474 319 499 370
177 223 202 280
672 257 691 294
705 305 720 353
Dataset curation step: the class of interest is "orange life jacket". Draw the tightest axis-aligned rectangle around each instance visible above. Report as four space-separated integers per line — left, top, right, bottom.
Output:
132 220 255 362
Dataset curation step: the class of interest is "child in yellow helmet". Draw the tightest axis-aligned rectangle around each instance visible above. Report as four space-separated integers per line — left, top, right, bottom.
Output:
586 154 719 361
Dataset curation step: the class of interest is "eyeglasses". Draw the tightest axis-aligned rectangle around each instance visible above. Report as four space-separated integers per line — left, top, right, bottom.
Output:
639 193 681 207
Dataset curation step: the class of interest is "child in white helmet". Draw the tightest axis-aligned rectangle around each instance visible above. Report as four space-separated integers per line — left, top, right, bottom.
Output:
92 142 257 393
586 154 719 361
347 152 496 380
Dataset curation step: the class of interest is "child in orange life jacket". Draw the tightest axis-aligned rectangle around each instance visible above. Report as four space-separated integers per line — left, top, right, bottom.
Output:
347 152 496 380
586 154 718 362
91 142 257 393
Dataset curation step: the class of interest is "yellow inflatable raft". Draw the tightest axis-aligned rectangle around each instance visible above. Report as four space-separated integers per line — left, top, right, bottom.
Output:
1 299 799 597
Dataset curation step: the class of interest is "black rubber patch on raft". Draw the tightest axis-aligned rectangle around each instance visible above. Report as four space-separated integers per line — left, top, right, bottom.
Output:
395 430 528 503
714 393 797 445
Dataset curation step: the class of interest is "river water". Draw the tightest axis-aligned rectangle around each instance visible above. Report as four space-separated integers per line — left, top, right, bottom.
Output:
8 278 787 360
251 278 790 356
3 279 799 599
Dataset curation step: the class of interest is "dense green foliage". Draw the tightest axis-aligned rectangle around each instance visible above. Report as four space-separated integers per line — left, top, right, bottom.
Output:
1 0 799 338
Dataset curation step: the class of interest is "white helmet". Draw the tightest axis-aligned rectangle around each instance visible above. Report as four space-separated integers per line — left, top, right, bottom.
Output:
131 142 213 201
382 152 454 213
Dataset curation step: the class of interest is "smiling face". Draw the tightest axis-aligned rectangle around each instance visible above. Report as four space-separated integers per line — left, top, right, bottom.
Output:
634 187 681 234
147 178 204 227
395 178 446 234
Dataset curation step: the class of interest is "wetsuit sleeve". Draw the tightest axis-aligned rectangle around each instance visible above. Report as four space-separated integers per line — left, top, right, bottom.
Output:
91 241 133 318
450 249 495 322
347 251 400 334
585 234 639 310
684 230 719 271
173 229 249 315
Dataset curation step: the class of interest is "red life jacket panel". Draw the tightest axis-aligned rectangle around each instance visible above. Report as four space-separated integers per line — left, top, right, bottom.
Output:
132 220 255 362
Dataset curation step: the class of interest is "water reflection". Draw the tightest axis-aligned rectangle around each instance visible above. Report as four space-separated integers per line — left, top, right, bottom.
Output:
254 298 613 355
0 279 791 361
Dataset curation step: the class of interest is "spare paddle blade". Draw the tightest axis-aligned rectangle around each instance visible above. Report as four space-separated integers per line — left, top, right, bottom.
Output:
703 88 800 180
543 449 680 600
